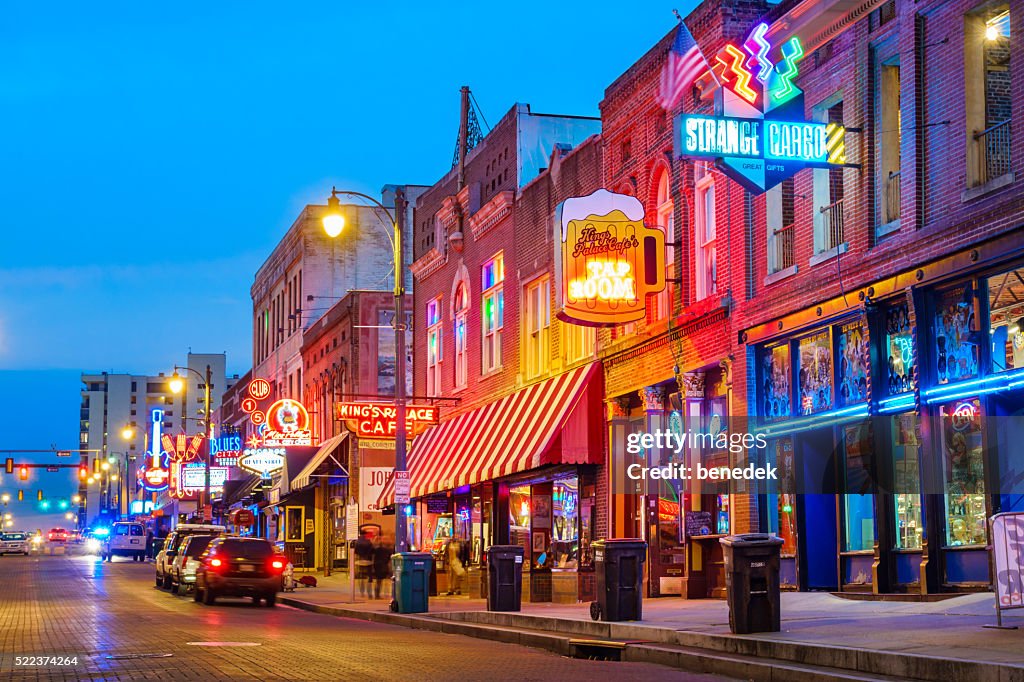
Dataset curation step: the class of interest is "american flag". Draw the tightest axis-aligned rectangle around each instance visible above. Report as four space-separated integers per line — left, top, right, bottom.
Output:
657 21 712 111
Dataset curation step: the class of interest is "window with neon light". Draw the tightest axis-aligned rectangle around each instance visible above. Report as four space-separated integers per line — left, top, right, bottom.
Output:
523 276 550 380
694 163 716 301
426 297 443 397
939 398 987 547
988 266 1024 373
654 170 674 320
481 253 504 374
885 302 914 394
454 283 468 390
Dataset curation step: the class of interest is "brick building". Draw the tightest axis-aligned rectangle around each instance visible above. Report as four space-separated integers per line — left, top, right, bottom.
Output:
400 104 605 602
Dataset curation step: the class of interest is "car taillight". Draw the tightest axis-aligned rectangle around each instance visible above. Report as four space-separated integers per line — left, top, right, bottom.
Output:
209 557 223 568
271 558 285 570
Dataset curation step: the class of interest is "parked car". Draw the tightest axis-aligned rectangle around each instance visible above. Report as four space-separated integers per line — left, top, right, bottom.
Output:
194 537 286 607
101 521 146 562
169 534 216 595
155 524 225 589
47 528 69 543
0 532 30 555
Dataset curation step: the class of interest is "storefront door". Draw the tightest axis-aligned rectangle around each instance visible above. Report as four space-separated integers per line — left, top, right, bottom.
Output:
798 428 839 590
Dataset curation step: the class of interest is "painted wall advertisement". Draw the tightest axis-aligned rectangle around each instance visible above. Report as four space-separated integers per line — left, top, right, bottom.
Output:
359 467 393 512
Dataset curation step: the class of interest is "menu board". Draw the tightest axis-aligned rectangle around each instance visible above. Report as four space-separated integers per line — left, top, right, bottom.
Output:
684 510 714 539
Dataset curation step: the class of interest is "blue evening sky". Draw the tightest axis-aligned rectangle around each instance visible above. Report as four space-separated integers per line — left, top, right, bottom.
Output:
0 1 690 528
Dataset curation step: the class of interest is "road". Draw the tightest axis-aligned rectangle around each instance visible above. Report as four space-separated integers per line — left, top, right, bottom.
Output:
0 551 733 681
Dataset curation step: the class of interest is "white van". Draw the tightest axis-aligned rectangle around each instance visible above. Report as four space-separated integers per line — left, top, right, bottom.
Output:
102 522 147 562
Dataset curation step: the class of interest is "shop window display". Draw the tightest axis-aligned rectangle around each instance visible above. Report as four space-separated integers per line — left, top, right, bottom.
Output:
766 438 797 556
798 330 834 415
934 285 979 385
551 478 578 568
892 413 923 550
509 485 531 555
940 399 987 546
762 343 792 420
886 303 914 394
843 422 876 552
837 320 870 406
988 267 1024 373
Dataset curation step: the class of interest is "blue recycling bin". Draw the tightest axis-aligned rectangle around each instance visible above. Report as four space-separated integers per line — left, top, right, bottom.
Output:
390 552 432 614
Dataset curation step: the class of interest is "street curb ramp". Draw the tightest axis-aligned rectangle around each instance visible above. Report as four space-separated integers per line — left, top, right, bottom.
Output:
280 597 1024 682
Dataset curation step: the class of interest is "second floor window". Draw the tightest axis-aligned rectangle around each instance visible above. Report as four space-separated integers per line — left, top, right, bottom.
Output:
426 297 442 396
454 283 468 390
695 164 717 301
523 277 550 379
564 321 595 364
966 5 1012 188
654 170 674 320
482 253 505 374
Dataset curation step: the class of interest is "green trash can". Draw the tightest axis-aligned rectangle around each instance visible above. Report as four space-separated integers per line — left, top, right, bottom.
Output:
390 552 433 614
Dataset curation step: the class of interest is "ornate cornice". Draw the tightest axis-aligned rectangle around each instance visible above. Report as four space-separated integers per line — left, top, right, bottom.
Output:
468 190 514 241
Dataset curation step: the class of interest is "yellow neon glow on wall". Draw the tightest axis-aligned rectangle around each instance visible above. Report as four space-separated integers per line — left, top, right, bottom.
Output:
568 261 636 301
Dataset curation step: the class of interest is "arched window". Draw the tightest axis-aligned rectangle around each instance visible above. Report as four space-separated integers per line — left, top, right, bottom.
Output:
655 170 674 320
454 283 469 389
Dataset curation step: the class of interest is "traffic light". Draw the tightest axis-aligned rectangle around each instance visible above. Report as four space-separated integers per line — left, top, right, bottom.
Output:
19 466 28 481
37 490 43 501
93 458 100 474
17 490 23 502
4 458 12 474
79 465 88 480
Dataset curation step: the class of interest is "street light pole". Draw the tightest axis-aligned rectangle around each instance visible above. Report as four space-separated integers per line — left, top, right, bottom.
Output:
323 187 410 553
170 364 214 523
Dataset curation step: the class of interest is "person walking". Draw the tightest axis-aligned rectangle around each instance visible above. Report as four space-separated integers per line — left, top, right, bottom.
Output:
445 536 466 596
372 534 394 599
353 530 374 598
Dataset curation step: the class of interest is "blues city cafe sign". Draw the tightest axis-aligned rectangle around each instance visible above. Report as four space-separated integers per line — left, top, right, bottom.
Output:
675 22 847 193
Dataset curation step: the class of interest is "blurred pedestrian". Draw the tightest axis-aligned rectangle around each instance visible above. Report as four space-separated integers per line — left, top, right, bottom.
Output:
445 537 466 595
372 534 394 599
353 530 374 598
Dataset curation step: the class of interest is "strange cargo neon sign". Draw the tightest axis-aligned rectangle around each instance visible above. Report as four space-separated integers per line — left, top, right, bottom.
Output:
675 22 848 194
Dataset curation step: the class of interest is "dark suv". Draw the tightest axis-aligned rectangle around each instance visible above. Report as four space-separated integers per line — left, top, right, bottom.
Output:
194 537 286 607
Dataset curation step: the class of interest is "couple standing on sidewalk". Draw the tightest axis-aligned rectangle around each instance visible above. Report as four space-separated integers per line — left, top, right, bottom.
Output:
353 530 393 599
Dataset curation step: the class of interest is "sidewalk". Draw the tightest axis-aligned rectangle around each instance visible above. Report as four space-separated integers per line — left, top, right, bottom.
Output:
282 570 1024 681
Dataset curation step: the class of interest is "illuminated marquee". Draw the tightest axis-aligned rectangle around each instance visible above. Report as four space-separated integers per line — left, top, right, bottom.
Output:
335 402 439 439
261 399 312 446
554 189 666 326
209 433 243 466
239 447 286 478
675 22 848 194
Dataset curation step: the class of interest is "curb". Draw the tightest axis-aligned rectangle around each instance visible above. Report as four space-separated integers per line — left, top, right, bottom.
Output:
281 596 1023 682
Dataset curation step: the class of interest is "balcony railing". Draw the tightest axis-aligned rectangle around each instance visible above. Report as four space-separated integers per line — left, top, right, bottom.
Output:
819 198 845 251
885 171 901 223
974 119 1012 186
773 223 795 272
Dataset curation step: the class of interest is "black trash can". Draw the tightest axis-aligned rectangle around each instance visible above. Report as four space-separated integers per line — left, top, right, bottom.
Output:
486 545 524 611
589 538 647 622
719 533 784 634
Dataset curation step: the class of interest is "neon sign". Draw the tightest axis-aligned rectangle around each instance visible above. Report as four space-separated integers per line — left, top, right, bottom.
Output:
240 447 286 478
141 408 170 492
261 399 312 446
335 402 439 438
675 22 847 194
554 189 666 327
209 433 242 466
248 378 271 400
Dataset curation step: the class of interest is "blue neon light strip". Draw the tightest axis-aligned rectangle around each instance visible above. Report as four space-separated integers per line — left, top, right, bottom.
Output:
877 393 917 414
757 403 870 438
922 367 1024 404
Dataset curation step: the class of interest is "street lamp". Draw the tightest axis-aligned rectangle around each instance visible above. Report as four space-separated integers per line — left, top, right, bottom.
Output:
1 493 9 505
322 186 410 553
169 365 213 522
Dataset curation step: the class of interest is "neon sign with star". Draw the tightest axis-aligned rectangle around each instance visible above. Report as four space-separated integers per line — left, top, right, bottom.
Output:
675 22 847 193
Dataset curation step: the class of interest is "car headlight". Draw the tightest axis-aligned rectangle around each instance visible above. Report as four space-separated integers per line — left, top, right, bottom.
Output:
86 539 101 553
32 536 42 545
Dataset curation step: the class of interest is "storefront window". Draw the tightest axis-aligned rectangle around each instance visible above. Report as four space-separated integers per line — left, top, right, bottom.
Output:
843 423 876 552
837 320 870 406
892 413 922 550
552 477 578 568
715 493 730 535
934 285 979 385
766 438 797 556
886 303 914 394
798 330 834 415
762 343 792 420
988 267 1024 373
940 398 987 546
470 485 491 566
509 484 531 555
579 486 596 569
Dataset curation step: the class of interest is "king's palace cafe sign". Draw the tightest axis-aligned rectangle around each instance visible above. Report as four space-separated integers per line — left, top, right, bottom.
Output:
335 402 439 439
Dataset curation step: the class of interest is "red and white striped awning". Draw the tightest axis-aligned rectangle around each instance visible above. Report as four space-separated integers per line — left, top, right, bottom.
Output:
378 362 601 507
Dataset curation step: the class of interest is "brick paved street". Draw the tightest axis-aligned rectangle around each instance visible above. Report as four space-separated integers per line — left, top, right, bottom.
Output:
0 553 732 681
